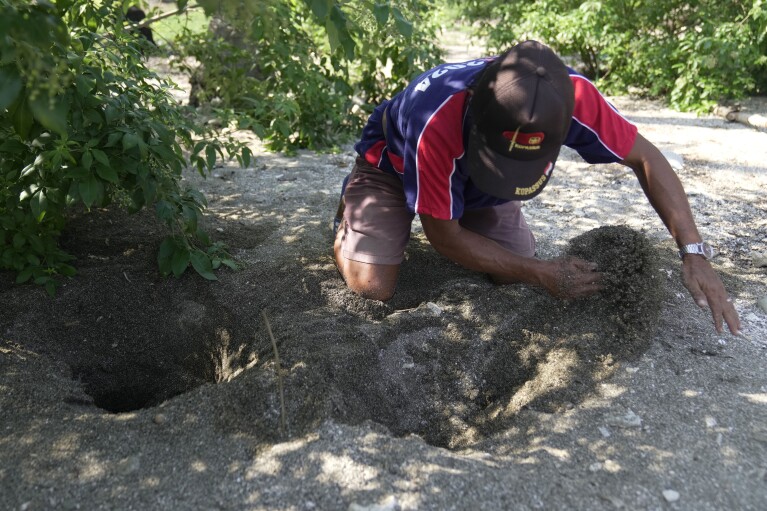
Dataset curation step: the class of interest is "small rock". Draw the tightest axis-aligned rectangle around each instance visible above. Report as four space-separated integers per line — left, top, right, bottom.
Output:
115 455 141 476
589 462 603 472
757 295 767 314
425 302 442 316
662 489 680 503
348 496 399 511
705 417 717 428
661 150 684 170
153 413 167 425
598 426 612 438
605 408 642 428
751 252 767 267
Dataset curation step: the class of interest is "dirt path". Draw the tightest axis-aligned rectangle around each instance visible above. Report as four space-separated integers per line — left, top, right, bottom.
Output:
2 38 767 511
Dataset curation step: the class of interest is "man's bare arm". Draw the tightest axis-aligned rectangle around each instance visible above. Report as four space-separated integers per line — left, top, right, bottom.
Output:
621 133 741 334
420 214 602 299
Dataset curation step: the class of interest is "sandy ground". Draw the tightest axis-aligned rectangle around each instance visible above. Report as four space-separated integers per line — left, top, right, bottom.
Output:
2 24 767 511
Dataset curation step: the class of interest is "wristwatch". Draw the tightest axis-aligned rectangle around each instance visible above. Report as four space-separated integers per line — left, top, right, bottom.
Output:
678 241 716 260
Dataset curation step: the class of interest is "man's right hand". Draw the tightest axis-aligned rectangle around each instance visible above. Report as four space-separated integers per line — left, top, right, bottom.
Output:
538 257 603 300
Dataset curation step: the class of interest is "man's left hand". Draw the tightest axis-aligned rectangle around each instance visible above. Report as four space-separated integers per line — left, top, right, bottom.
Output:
681 255 741 335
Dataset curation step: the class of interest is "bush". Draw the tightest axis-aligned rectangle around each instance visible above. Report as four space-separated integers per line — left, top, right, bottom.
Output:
0 0 245 293
171 0 444 151
452 0 767 112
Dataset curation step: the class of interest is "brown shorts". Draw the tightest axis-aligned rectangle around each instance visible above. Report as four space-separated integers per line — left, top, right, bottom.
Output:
339 158 535 265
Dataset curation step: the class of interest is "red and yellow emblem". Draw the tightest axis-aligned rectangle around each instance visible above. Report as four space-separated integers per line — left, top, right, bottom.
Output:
502 129 545 152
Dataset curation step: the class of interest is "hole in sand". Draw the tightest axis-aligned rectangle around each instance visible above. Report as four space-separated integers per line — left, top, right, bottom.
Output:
71 306 258 414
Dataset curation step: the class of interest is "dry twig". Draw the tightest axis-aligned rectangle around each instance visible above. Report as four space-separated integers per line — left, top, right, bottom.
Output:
262 310 288 436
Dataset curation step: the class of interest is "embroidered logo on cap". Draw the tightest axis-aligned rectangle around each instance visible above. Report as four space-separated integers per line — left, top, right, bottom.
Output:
514 161 554 196
502 129 545 152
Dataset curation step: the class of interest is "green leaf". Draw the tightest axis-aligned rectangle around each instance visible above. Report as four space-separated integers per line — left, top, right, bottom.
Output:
12 232 25 249
0 65 23 111
82 150 93 170
309 0 332 19
30 190 48 222
205 144 216 171
75 75 94 96
105 131 122 147
92 149 109 166
155 200 175 222
182 205 198 233
220 258 238 270
171 245 190 277
95 164 119 184
192 141 206 156
373 3 390 26
79 176 104 208
58 264 76 277
10 96 34 139
157 237 175 275
45 279 56 297
241 147 252 168
30 94 69 136
104 105 119 125
190 250 217 280
15 267 33 284
391 8 413 39
122 132 141 150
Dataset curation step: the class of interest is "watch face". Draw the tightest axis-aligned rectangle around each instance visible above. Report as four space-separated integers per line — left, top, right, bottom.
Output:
701 243 716 259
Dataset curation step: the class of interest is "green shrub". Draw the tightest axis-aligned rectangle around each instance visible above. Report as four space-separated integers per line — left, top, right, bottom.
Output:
452 0 767 112
0 0 245 293
172 0 444 151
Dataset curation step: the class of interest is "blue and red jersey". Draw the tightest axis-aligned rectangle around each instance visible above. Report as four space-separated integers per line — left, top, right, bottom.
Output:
354 56 638 220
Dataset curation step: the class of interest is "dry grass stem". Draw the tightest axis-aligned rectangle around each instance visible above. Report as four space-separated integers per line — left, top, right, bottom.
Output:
262 310 288 436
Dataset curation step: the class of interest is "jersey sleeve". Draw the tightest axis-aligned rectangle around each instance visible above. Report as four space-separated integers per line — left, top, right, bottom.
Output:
411 91 470 220
565 74 638 163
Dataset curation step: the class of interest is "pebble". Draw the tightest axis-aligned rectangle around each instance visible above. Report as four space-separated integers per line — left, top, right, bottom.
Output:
425 302 442 316
757 295 767 314
751 252 767 267
605 408 642 428
348 496 399 511
153 413 167 425
705 417 718 428
598 426 611 438
661 150 684 170
662 489 680 502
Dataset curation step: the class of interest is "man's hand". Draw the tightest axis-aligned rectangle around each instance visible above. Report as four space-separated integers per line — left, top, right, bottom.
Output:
681 255 741 335
538 256 603 300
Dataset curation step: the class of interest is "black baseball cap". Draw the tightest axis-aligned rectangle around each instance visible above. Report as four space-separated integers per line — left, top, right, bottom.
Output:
467 40 575 200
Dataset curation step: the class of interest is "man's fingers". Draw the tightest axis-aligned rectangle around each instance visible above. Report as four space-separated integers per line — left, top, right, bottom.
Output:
711 297 741 336
683 277 708 309
723 307 741 335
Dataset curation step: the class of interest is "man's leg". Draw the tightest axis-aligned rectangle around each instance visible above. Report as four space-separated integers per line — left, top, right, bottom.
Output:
459 201 535 284
334 229 400 301
333 158 413 301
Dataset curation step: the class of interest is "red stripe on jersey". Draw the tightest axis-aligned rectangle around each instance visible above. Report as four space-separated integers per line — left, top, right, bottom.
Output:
415 91 469 219
571 75 637 159
389 151 404 174
364 140 386 167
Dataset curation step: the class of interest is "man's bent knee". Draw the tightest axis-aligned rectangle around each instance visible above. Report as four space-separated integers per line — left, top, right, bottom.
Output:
334 239 399 301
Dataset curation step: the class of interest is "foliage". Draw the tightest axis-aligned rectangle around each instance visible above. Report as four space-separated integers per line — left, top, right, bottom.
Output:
450 0 767 112
171 0 444 151
0 0 245 293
